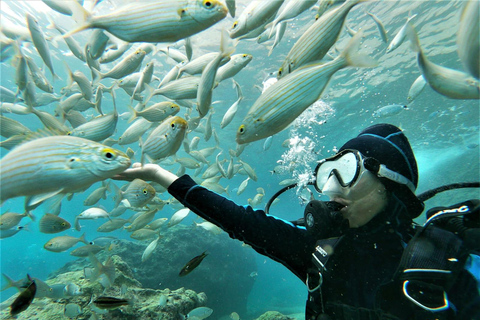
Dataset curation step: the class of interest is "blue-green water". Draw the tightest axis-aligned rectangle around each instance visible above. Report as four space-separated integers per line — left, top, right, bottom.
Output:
1 0 479 318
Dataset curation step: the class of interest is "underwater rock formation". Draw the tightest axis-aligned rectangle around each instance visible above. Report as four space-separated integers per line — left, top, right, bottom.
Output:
0 255 207 319
53 225 257 317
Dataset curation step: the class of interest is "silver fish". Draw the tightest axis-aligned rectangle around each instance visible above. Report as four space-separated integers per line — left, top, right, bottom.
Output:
407 75 427 102
114 179 156 208
95 49 146 80
366 10 388 44
237 31 375 144
278 0 364 78
44 233 88 252
457 0 479 79
68 110 118 142
386 13 417 53
0 136 130 204
407 22 480 100
26 13 56 79
69 0 227 43
142 116 188 161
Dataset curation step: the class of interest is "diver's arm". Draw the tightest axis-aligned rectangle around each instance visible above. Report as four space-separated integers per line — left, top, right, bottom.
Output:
168 174 315 280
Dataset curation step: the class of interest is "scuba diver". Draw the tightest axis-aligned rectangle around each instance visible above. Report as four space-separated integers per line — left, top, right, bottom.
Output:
115 123 480 319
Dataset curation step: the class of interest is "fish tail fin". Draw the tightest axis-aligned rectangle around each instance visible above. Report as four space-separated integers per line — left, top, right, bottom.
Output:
220 28 236 59
79 232 88 244
1 273 16 291
87 253 103 281
126 105 138 123
25 210 36 222
103 257 116 286
342 30 378 68
111 183 123 208
405 21 421 53
74 216 81 231
61 3 92 39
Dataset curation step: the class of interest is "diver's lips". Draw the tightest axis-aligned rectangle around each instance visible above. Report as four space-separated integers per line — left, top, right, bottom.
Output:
329 198 350 211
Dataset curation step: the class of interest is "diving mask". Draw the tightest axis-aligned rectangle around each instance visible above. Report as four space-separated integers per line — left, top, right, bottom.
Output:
314 149 415 199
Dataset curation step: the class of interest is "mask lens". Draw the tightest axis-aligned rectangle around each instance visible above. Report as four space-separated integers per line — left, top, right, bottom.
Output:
315 152 359 192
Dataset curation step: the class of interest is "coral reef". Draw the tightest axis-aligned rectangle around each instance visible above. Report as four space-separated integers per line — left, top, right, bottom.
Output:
0 254 207 320
52 225 257 317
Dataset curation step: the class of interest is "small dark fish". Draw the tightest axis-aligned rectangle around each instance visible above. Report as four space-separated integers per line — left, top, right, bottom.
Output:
93 296 131 309
10 275 36 316
179 251 208 277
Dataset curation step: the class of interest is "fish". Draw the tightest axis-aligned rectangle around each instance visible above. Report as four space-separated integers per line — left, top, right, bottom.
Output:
97 218 129 232
48 20 86 62
142 235 161 262
0 115 31 138
39 213 71 234
42 0 75 16
93 296 131 309
68 110 118 142
146 217 168 230
229 1 284 39
278 0 364 78
70 244 104 257
25 13 57 79
194 221 222 235
386 13 417 53
63 283 82 296
179 52 225 77
130 228 159 241
0 224 29 239
124 208 158 231
215 54 253 83
99 43 132 64
407 75 427 102
230 312 240 320
0 136 131 205
64 64 93 101
168 208 190 227
457 0 479 79
113 179 156 208
148 76 201 101
236 30 376 144
25 56 54 93
268 0 318 37
94 49 146 81
197 29 234 117
372 104 408 118
83 181 110 206
44 233 88 252
127 102 180 123
68 0 228 43
10 275 36 316
0 211 34 230
75 207 110 231
406 22 480 100
118 118 153 146
179 251 208 276
64 303 82 318
366 10 388 43
186 306 213 319
142 116 188 162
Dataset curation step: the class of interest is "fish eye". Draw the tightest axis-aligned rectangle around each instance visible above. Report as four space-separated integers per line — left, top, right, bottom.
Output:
278 68 282 76
238 125 246 134
232 21 238 29
102 148 117 160
143 188 148 194
203 0 212 8
171 122 176 128
243 54 247 57
67 132 72 135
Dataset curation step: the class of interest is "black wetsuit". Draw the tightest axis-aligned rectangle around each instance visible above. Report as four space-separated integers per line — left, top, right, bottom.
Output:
169 175 480 320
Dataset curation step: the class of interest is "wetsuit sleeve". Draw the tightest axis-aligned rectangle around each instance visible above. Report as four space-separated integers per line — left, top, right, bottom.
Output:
168 175 315 280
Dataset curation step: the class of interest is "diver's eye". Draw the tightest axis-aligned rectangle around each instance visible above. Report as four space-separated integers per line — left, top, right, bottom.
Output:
238 125 245 134
203 0 212 8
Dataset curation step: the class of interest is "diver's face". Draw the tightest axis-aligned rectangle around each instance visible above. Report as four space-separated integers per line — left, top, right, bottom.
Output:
322 171 388 228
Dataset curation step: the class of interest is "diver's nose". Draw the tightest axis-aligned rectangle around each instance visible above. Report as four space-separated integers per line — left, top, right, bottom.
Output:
321 174 344 199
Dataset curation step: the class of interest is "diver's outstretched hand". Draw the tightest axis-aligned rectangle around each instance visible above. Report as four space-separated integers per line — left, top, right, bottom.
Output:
113 162 179 188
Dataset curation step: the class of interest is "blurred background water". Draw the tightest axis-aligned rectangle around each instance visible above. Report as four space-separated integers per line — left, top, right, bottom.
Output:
0 0 479 318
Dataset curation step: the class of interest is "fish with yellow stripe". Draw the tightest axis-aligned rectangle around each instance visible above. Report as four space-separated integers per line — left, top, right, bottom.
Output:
67 0 228 43
236 31 376 144
142 116 188 162
0 136 131 205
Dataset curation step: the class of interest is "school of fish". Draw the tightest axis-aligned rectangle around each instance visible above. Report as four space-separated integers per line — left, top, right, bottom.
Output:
0 0 478 317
